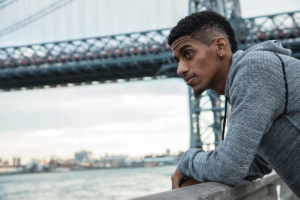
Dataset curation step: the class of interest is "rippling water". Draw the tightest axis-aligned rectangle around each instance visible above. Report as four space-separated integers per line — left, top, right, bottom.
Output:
0 165 177 200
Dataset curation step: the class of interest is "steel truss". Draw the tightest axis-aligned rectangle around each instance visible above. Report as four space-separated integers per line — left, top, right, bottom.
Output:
0 29 177 90
1 9 299 91
189 89 225 150
236 11 300 55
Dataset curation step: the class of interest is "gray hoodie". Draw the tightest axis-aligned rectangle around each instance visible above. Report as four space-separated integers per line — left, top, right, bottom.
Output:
178 40 300 197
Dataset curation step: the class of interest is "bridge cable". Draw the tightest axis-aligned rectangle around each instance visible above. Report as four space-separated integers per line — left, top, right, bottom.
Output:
0 0 76 37
0 0 7 5
0 0 18 10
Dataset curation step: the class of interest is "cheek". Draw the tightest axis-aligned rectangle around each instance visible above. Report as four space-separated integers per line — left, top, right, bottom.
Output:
193 55 215 78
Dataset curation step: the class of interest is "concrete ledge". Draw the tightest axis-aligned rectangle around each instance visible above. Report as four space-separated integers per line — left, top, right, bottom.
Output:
133 172 299 200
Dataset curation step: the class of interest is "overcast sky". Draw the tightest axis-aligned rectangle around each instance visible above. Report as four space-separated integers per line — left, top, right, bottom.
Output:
0 0 300 164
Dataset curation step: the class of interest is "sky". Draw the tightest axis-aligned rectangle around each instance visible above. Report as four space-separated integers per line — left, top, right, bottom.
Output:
0 0 300 164
0 78 190 163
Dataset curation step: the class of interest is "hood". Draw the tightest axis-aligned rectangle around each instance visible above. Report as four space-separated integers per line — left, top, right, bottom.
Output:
231 40 291 67
225 40 292 99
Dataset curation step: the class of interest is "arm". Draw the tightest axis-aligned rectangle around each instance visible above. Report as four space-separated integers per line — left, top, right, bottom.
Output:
171 155 270 189
244 154 272 181
177 54 285 186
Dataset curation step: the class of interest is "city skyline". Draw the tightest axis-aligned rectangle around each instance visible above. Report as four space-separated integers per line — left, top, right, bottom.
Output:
0 148 180 167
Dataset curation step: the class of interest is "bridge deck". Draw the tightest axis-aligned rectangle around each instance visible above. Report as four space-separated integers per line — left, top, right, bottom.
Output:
0 11 300 90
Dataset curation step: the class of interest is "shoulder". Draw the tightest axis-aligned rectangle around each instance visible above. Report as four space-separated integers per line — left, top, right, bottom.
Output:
228 51 286 99
238 51 281 73
231 51 283 83
225 50 286 100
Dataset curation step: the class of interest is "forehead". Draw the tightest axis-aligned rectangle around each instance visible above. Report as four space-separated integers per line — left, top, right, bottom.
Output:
171 36 192 52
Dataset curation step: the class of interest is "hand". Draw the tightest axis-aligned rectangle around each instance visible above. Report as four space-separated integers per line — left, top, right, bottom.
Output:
180 177 201 188
171 168 186 189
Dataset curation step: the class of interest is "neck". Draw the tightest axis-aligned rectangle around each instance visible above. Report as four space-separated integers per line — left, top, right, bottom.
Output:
212 54 233 95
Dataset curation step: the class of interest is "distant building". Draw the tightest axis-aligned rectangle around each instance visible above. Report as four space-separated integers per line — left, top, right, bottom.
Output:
4 160 9 167
57 160 77 168
144 150 178 167
166 149 170 156
98 155 127 168
13 157 21 167
100 155 127 162
75 151 93 162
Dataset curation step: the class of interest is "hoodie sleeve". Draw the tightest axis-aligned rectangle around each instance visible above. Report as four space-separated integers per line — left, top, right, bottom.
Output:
244 154 272 181
177 53 285 185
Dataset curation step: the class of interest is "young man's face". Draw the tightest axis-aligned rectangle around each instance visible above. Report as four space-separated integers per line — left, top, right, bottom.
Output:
172 35 221 98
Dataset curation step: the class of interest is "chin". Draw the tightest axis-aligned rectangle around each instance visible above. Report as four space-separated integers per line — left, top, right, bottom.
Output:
193 87 205 100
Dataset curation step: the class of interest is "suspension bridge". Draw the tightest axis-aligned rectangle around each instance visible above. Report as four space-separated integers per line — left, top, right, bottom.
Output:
0 0 299 150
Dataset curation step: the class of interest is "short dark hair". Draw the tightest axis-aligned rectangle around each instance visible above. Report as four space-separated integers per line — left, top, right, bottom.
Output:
168 11 238 53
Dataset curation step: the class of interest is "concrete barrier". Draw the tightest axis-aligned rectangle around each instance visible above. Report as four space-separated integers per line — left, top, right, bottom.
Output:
133 172 299 200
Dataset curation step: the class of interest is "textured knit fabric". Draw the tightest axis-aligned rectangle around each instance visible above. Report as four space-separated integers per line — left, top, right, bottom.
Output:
177 40 300 197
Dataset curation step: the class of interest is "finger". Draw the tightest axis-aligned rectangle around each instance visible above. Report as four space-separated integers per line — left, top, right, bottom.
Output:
172 179 174 190
171 176 175 190
180 178 201 188
179 176 187 186
174 178 181 189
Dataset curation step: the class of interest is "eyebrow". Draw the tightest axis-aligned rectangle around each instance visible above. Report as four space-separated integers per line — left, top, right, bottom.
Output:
173 44 192 61
178 44 192 54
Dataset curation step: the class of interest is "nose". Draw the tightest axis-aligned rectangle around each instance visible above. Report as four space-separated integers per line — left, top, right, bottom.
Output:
177 62 189 77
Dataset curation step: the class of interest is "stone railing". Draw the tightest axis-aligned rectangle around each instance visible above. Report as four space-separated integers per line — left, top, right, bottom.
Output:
133 172 299 200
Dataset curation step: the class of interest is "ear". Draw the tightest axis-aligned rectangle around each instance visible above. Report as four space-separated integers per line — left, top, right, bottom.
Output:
214 37 229 57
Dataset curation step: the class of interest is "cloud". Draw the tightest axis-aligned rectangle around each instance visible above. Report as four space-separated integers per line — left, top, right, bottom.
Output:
0 79 191 163
28 129 66 137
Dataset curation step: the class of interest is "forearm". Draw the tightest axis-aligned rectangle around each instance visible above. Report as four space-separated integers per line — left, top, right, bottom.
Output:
178 148 252 186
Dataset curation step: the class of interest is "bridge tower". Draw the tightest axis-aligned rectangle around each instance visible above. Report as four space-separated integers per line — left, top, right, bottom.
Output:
188 0 240 149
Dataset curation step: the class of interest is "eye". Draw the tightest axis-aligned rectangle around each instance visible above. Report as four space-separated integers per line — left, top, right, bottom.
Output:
185 51 192 58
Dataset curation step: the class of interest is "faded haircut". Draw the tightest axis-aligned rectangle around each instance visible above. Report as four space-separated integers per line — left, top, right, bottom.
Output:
168 11 238 53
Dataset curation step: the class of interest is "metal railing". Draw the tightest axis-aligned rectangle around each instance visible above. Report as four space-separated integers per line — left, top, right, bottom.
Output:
133 172 299 200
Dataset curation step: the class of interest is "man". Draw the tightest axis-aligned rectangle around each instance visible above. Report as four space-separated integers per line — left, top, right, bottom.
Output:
169 11 300 197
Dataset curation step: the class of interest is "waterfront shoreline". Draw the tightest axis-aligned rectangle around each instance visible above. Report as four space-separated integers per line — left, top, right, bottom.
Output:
0 164 177 176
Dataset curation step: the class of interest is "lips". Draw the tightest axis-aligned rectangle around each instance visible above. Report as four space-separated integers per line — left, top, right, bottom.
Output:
184 76 195 86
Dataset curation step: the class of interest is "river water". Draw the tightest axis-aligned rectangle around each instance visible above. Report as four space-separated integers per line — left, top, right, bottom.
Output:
0 165 177 200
